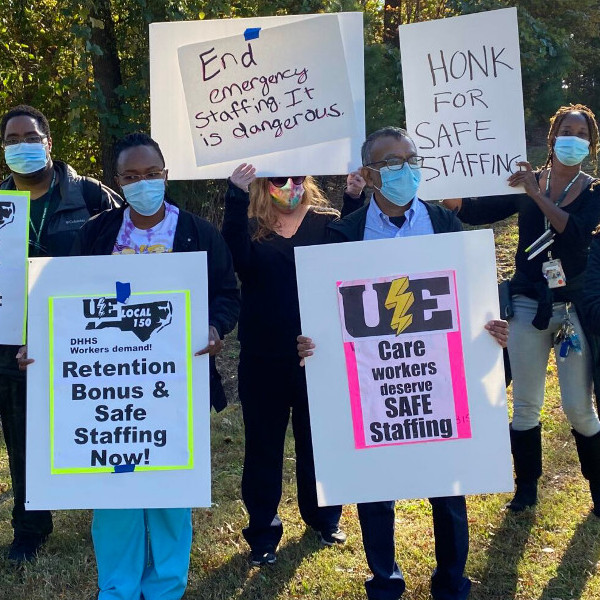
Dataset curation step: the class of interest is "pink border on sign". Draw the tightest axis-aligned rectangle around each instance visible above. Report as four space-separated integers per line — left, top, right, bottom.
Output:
447 330 471 438
447 271 471 438
343 341 367 449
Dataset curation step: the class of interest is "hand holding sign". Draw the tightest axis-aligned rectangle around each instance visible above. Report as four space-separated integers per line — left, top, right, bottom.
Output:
507 162 541 197
230 163 257 192
16 345 34 371
195 325 224 356
346 171 366 199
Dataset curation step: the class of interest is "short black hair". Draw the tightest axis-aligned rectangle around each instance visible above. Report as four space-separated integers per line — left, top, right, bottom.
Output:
113 132 166 170
0 105 51 140
361 126 409 165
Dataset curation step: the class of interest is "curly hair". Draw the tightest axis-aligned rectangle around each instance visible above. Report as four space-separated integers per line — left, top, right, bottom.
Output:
543 104 599 174
0 105 51 140
248 177 339 241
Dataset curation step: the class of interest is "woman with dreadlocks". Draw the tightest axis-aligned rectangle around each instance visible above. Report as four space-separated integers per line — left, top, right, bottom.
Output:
444 104 600 516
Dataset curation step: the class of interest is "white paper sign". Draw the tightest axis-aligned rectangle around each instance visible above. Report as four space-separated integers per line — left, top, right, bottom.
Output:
337 271 470 449
150 13 365 179
0 191 29 345
177 17 357 167
296 230 512 506
26 253 210 510
399 8 527 200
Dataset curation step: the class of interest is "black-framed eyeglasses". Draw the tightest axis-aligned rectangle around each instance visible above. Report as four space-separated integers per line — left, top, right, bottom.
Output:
366 156 424 171
2 135 48 148
117 169 166 185
268 176 306 187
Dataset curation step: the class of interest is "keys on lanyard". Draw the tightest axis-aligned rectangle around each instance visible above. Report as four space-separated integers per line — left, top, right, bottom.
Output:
554 306 582 361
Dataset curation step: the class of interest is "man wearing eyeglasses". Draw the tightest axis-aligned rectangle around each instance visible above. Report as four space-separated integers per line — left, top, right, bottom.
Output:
298 126 509 600
0 104 121 563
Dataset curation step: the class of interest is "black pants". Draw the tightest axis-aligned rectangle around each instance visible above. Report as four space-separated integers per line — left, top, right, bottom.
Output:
358 497 470 600
238 353 342 553
0 373 53 538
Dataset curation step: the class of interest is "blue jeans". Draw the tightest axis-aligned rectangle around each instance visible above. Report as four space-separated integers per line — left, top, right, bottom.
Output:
358 497 470 600
92 508 192 600
509 295 600 436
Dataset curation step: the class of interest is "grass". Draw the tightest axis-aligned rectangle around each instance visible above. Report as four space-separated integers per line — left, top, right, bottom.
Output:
3 160 600 599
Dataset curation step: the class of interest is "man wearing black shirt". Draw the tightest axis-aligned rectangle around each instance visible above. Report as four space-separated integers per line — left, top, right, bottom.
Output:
0 105 121 563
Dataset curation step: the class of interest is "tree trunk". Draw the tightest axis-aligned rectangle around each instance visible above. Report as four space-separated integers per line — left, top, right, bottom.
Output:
88 0 122 187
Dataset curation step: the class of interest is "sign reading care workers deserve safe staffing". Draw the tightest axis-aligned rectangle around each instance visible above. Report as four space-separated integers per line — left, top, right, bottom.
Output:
0 190 29 345
26 253 210 510
295 230 513 506
150 12 365 179
337 271 470 449
399 8 527 200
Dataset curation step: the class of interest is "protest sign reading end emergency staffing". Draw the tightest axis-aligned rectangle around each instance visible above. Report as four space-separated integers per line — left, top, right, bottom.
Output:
26 253 210 510
0 190 29 345
399 8 527 199
177 16 357 167
296 230 513 506
338 271 469 449
150 12 365 179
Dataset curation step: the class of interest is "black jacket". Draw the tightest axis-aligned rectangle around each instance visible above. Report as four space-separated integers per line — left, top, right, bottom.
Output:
326 199 463 241
0 160 121 257
72 202 240 412
0 160 122 378
582 235 600 409
221 182 364 357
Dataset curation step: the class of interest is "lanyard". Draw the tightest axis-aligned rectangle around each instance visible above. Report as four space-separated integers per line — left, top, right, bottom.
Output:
544 169 580 231
29 170 56 245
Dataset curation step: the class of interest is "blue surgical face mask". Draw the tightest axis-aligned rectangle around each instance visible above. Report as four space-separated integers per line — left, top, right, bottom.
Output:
4 142 49 174
554 136 590 167
122 179 165 216
375 165 422 207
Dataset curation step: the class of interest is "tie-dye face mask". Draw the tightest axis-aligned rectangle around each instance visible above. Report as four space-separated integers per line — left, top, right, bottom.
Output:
269 179 304 210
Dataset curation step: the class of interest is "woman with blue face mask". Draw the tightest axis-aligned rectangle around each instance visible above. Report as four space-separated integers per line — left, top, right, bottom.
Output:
69 132 240 600
221 165 365 566
444 104 600 517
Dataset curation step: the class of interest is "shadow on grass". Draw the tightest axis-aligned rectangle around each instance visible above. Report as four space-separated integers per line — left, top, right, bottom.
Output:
187 529 320 600
473 508 536 600
539 512 600 600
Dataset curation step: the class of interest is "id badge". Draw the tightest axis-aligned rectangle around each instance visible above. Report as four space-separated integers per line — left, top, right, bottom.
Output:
542 258 567 288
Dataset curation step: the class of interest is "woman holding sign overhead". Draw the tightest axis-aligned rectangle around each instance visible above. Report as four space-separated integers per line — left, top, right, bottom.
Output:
222 165 364 565
444 104 600 515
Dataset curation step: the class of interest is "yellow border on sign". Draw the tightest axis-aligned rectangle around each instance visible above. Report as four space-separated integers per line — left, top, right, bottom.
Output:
49 290 196 475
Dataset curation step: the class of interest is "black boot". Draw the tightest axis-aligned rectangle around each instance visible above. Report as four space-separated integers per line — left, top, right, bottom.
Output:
506 424 542 512
571 429 600 517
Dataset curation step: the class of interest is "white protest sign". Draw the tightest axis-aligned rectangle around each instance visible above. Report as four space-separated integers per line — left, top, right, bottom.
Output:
0 191 29 345
296 230 512 505
399 8 526 200
26 253 210 510
150 12 365 179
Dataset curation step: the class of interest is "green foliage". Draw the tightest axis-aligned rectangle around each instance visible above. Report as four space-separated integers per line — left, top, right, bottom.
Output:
0 1 599 206
364 44 404 134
